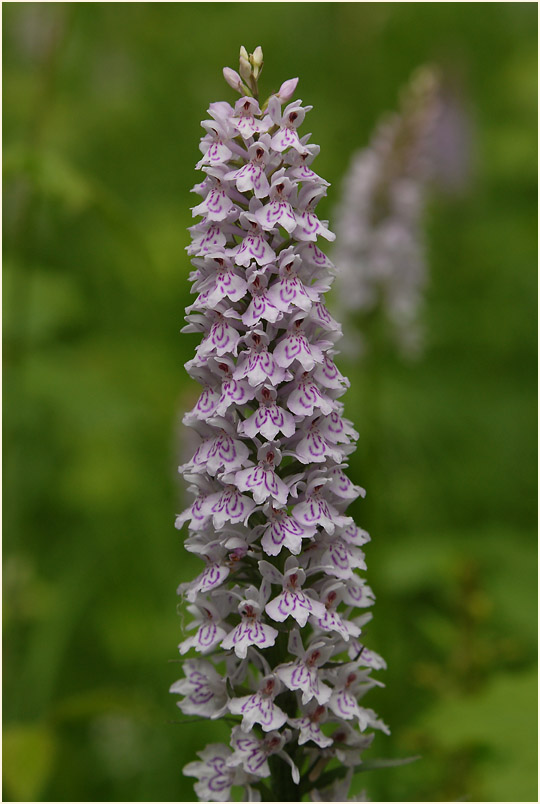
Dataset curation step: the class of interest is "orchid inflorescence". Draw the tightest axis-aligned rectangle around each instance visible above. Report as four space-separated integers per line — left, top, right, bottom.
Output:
332 66 444 359
171 46 388 802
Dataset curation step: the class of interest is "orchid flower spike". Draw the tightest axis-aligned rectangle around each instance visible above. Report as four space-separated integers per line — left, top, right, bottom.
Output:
172 51 388 803
331 65 446 359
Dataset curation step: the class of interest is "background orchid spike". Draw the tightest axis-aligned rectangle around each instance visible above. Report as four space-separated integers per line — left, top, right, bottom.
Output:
331 64 460 360
172 52 388 803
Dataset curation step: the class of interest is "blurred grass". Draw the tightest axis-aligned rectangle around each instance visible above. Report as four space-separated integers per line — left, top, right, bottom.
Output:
2 3 537 802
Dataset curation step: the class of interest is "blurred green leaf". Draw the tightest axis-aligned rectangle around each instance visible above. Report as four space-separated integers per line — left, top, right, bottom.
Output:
420 670 538 802
4 145 96 213
3 258 86 342
3 723 57 802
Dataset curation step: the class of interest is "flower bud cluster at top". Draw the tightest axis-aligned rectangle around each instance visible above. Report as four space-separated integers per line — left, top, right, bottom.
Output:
332 66 444 359
172 47 388 803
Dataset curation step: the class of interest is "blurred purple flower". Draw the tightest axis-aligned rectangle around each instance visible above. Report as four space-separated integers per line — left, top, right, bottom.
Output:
332 66 471 359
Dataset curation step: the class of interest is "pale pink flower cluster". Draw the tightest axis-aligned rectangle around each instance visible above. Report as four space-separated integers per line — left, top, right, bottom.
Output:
332 67 445 358
172 49 387 802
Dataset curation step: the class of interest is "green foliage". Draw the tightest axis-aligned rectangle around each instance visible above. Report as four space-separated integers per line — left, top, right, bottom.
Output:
419 670 537 803
3 724 57 802
3 2 536 801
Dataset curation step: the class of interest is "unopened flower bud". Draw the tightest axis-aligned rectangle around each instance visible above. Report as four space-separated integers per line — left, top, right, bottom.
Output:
223 67 245 94
276 77 299 102
239 45 251 83
252 45 264 79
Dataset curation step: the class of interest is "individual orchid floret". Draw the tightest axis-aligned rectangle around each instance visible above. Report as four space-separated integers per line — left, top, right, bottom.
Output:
328 465 366 501
261 557 326 626
233 443 290 506
259 504 316 557
292 416 348 465
190 310 242 360
196 121 235 169
228 674 288 732
254 170 298 233
228 726 299 783
327 722 375 766
177 547 231 603
209 484 258 529
342 573 376 610
266 247 318 313
238 387 295 441
314 352 350 391
270 99 313 153
351 645 388 671
294 186 336 243
232 97 272 140
180 426 250 477
211 358 256 416
200 259 249 308
184 743 253 803
233 211 276 267
292 476 352 535
288 702 333 748
311 579 362 641
285 371 334 417
175 52 388 803
170 659 228 719
178 595 230 655
234 330 289 387
191 181 239 223
319 533 367 580
326 662 388 732
285 143 330 188
175 474 220 531
273 317 325 372
274 629 333 705
221 583 278 659
225 138 272 198
241 275 281 327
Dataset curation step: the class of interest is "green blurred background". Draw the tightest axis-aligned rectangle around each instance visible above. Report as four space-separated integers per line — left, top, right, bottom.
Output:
3 3 537 801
